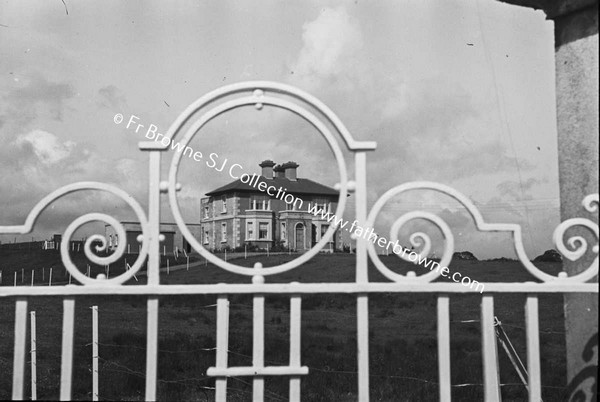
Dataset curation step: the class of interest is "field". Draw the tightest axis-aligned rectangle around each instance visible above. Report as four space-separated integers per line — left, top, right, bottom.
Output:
0 250 568 401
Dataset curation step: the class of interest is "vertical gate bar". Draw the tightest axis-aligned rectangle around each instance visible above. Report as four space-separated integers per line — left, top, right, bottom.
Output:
525 296 542 402
215 295 230 401
146 298 159 401
289 295 302 402
92 306 99 402
437 296 451 401
354 151 370 401
357 296 369 397
60 298 75 401
31 311 37 401
481 296 501 401
145 149 161 401
354 151 368 285
12 299 28 400
253 293 265 401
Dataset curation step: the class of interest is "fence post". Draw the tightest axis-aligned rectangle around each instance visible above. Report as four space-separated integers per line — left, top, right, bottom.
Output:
245 244 247 259
30 311 37 401
167 259 169 275
31 270 34 287
14 271 17 286
92 306 99 401
0 269 3 285
48 268 52 286
186 255 189 271
22 268 24 283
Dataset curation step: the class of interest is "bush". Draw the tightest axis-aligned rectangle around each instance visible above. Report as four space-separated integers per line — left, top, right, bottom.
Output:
270 240 287 252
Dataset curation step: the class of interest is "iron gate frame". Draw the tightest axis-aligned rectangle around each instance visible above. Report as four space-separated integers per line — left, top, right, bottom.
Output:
1 81 598 401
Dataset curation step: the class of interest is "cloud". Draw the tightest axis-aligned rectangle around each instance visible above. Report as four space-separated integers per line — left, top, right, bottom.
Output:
497 178 540 200
1 74 74 129
290 7 363 90
16 129 76 165
97 85 127 109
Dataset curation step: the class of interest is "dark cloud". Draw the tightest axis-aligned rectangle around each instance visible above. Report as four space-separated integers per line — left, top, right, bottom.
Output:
97 85 127 109
0 74 75 140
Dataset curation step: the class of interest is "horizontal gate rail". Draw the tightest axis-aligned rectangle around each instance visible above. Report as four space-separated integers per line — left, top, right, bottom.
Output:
0 282 596 297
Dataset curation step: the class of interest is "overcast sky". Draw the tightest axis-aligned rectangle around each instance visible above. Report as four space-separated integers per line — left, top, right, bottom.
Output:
0 0 559 259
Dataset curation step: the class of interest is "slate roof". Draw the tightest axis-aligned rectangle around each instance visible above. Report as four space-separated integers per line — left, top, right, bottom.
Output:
205 176 338 197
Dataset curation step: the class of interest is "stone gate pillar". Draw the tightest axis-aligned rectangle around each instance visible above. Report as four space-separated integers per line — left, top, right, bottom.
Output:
554 3 598 400
500 1 598 399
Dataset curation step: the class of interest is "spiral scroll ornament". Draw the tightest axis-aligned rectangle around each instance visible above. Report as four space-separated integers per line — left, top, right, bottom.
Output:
368 210 455 283
551 194 598 282
367 183 599 284
0 182 150 286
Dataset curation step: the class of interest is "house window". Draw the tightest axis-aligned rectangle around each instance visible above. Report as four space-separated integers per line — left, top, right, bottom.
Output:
321 224 329 240
221 196 227 213
250 196 270 210
203 230 209 245
247 222 254 240
259 222 269 240
114 234 118 246
281 222 286 240
221 222 227 242
204 206 210 219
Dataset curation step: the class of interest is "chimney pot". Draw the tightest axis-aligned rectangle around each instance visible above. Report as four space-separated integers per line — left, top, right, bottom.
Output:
273 164 285 178
282 161 299 181
259 159 276 179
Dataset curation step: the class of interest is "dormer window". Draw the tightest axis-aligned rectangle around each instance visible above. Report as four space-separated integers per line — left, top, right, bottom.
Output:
221 195 227 213
204 206 210 219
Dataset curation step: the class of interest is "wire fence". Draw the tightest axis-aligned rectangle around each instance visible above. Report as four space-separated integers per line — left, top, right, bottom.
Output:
9 301 568 401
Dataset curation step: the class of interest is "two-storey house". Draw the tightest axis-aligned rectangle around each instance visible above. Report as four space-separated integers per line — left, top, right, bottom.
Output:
200 160 342 252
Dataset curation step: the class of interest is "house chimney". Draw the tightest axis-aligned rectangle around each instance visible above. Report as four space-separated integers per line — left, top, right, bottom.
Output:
282 161 299 181
259 159 276 179
273 164 285 178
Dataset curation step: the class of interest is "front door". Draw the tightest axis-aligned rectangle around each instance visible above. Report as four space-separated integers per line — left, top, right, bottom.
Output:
295 223 305 250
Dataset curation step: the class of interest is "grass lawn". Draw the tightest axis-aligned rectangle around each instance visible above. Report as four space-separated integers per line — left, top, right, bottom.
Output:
0 250 568 401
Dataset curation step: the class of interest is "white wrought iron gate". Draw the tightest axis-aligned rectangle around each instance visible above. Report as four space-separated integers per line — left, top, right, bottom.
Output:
1 81 598 401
